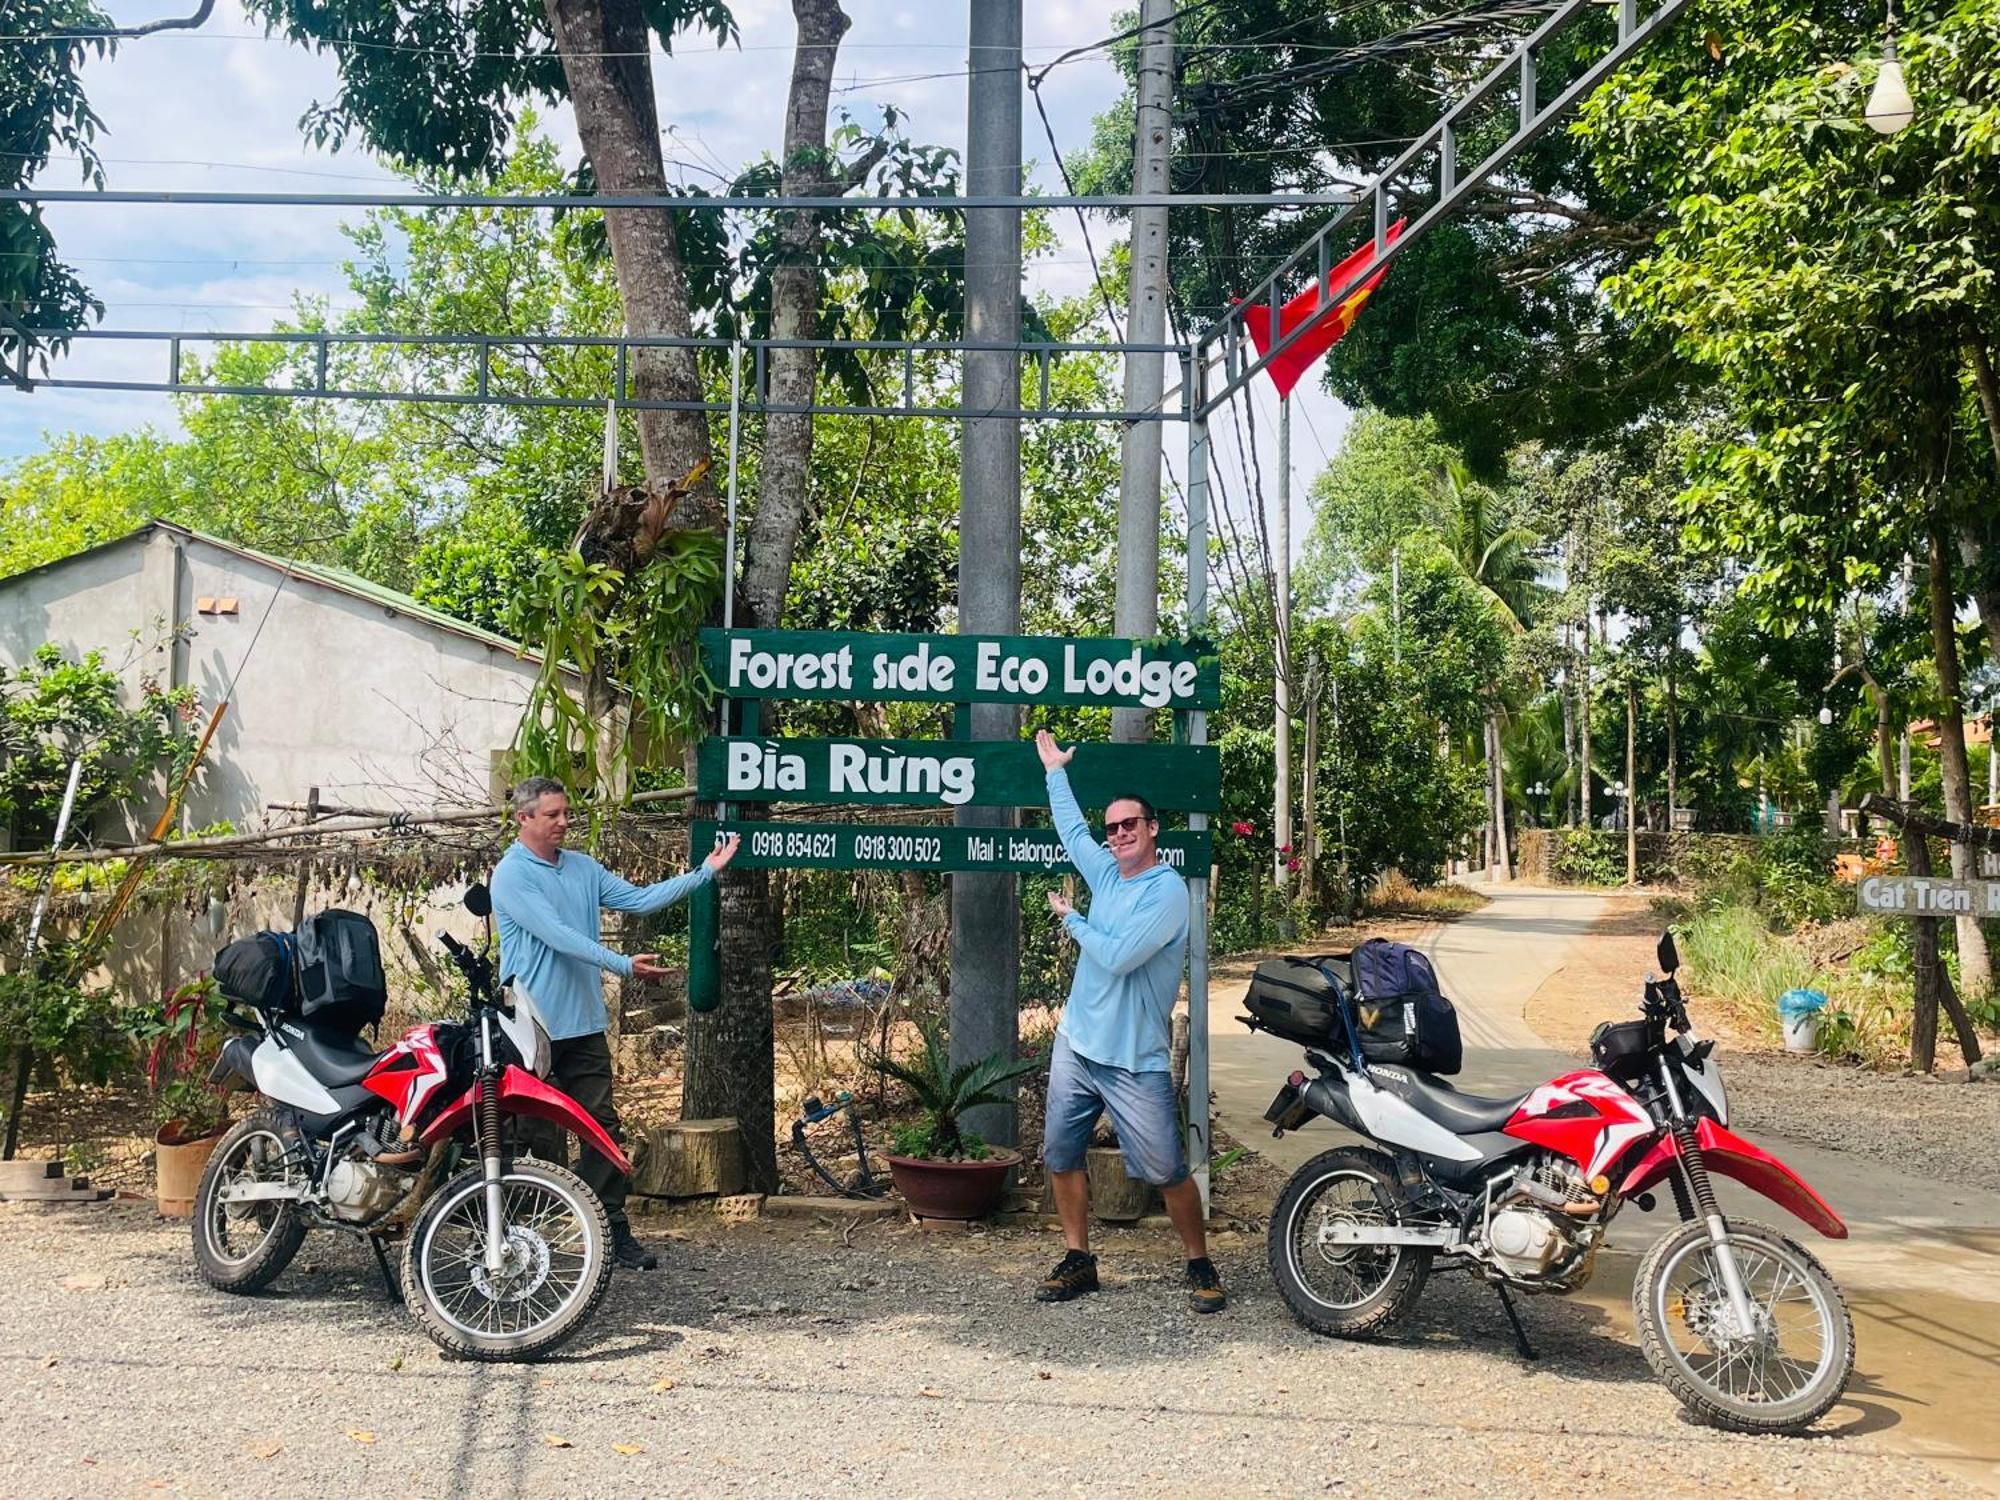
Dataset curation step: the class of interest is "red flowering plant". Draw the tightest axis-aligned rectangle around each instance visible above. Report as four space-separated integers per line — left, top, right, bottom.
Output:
133 975 231 1144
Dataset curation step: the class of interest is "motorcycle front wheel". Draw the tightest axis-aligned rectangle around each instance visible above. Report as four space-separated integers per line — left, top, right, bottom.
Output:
401 1157 614 1361
1634 1217 1854 1433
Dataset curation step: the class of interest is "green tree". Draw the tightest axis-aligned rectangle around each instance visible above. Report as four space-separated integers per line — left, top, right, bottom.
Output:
1581 0 2000 990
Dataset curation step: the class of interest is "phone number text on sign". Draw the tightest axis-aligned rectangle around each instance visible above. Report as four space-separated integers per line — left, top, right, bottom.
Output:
745 828 841 862
851 832 945 864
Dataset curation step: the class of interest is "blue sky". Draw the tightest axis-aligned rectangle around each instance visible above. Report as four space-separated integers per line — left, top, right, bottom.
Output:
5 0 1348 554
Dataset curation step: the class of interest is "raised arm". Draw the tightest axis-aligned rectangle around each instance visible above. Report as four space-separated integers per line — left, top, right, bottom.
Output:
1037 730 1117 892
1063 878 1189 977
491 863 634 979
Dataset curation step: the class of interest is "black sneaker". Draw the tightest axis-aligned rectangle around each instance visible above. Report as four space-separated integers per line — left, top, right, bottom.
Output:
612 1223 659 1271
1186 1257 1227 1314
1035 1249 1100 1303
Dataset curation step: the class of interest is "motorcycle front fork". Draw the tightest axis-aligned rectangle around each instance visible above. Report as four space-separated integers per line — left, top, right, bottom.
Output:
476 1014 508 1273
1658 1059 1759 1338
1674 1134 1760 1337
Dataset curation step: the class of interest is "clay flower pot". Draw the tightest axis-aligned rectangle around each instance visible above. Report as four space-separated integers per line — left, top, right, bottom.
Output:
884 1148 1021 1220
154 1121 225 1219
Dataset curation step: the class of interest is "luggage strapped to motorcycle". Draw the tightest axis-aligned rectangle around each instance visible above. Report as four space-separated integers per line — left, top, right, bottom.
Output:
1310 959 1372 1077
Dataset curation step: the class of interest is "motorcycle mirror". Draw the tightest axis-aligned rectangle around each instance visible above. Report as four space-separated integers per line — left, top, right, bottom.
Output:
464 882 492 919
1657 930 1680 974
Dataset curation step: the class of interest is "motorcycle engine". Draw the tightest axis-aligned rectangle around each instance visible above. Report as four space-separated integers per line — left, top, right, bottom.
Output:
323 1116 419 1224
1485 1156 1596 1280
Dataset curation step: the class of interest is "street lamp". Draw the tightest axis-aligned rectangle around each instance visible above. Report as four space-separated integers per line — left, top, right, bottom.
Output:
1866 0 1916 135
1612 778 1630 830
1530 780 1550 825
1818 702 1834 726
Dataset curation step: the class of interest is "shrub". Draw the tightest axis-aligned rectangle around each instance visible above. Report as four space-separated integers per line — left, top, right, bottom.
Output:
1679 904 1814 1032
1554 830 1623 886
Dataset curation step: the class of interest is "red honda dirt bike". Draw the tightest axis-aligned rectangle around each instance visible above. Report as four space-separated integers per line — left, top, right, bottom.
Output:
1255 931 1854 1433
193 885 624 1361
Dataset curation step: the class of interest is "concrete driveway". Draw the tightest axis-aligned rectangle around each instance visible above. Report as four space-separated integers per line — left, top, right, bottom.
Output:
1208 883 2000 1490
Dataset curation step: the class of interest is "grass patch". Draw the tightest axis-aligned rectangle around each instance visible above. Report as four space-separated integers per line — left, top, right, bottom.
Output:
1364 871 1490 919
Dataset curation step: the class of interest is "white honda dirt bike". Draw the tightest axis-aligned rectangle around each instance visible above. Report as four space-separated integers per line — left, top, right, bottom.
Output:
194 885 621 1361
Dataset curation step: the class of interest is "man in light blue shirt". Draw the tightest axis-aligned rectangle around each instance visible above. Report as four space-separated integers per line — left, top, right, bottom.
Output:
1031 730 1223 1314
491 775 738 1270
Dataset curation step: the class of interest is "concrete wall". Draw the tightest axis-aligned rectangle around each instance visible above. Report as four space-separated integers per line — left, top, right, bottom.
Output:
0 527 547 835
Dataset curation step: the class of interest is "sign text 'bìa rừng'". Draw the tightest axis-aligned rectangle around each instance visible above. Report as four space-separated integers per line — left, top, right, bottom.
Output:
697 737 1220 812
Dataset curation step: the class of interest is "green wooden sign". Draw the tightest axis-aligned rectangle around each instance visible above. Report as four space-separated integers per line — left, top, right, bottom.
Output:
701 627 1220 710
695 819 1213 875
696 737 1221 811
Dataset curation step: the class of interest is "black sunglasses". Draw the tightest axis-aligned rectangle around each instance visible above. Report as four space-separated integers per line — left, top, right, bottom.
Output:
1103 814 1152 837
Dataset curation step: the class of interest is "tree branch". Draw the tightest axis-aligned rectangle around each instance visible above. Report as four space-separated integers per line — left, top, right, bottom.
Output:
66 1 216 38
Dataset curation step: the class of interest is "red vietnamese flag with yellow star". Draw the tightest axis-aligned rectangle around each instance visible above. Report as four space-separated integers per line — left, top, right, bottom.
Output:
1242 219 1407 399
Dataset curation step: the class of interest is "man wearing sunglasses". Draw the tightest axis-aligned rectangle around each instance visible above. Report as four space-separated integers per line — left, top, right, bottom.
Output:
1030 729 1224 1314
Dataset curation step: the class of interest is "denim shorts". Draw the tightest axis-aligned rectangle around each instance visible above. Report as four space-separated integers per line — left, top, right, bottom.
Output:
1041 1032 1189 1188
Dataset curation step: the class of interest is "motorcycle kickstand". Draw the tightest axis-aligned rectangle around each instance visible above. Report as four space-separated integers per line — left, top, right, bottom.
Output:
1493 1282 1538 1362
369 1237 404 1305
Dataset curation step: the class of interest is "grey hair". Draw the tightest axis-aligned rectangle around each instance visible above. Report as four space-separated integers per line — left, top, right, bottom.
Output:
511 776 569 815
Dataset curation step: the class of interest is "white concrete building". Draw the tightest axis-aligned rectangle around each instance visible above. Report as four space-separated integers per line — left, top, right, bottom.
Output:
0 520 559 840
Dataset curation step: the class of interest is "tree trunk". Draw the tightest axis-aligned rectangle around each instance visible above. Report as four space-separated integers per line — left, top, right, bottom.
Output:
1927 517 1993 998
1665 657 1679 833
1625 679 1638 884
1561 629 1577 826
542 0 712 495
739 0 861 630
1488 708 1511 881
684 1 863 1192
1578 607 1594 829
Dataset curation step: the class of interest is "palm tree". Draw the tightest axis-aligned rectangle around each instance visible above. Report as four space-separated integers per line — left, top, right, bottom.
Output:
1434 458 1542 880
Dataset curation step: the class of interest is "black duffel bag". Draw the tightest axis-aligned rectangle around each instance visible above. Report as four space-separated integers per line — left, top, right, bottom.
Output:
213 908 387 1036
1243 954 1354 1049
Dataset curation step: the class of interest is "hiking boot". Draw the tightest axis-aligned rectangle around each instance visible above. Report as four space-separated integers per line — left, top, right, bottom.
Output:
1186 1257 1227 1314
612 1223 659 1271
1035 1249 1100 1303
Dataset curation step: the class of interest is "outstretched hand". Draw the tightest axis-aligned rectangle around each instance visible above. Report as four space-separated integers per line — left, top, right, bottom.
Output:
703 832 741 873
1034 729 1075 772
631 953 670 981
1047 890 1074 920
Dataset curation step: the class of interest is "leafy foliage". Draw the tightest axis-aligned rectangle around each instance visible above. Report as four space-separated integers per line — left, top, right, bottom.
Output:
0 642 198 842
871 1019 1042 1162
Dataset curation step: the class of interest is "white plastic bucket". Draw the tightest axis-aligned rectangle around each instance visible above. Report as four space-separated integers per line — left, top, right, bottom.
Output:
1781 1010 1819 1054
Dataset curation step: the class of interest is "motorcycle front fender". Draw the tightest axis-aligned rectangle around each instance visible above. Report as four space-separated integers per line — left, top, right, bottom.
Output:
418 1063 633 1175
1617 1116 1846 1239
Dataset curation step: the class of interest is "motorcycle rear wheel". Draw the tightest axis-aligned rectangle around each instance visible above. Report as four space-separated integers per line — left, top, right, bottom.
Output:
1267 1146 1431 1338
192 1109 307 1294
1634 1217 1854 1433
401 1157 613 1362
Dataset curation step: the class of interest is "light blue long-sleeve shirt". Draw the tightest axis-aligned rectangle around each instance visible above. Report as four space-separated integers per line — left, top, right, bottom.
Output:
1048 768 1190 1073
490 840 713 1040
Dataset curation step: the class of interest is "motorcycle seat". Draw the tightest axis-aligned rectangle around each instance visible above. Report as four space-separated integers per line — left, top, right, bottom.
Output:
1367 1067 1529 1135
285 1024 381 1089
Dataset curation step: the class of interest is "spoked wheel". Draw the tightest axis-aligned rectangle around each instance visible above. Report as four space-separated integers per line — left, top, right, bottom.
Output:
192 1110 307 1293
401 1157 613 1362
1634 1217 1854 1433
1267 1146 1431 1338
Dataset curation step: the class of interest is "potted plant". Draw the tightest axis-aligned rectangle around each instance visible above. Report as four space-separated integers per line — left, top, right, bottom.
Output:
137 976 232 1217
875 1021 1042 1220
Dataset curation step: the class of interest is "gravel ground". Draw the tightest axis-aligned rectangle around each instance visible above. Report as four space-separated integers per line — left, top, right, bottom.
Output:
1717 1053 2000 1191
0 1199 1975 1499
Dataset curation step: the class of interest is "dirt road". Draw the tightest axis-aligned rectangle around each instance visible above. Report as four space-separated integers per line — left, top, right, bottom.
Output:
1208 883 2000 1492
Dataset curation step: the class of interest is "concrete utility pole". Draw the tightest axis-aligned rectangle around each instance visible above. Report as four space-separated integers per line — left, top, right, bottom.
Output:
952 0 1023 1150
1112 0 1175 745
1273 394 1293 889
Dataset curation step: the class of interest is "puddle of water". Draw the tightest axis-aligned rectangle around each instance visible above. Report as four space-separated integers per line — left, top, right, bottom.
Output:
1574 1249 2000 1493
